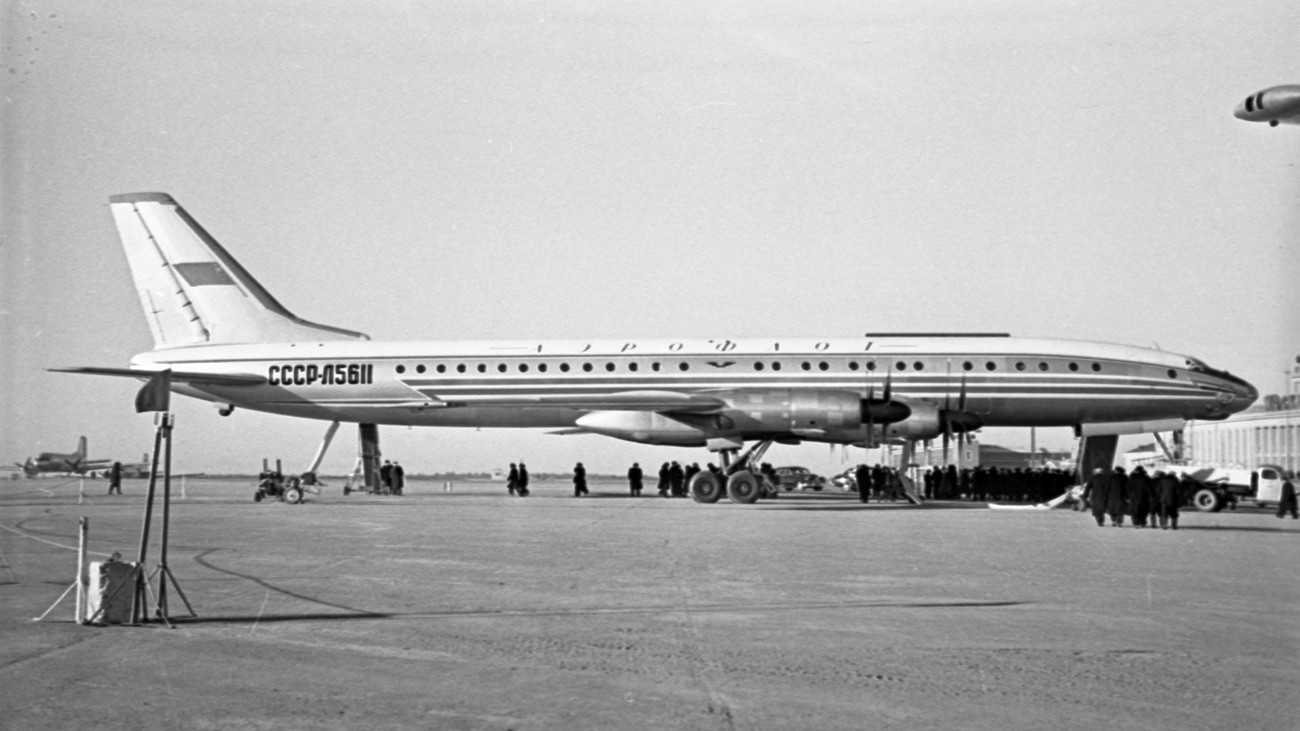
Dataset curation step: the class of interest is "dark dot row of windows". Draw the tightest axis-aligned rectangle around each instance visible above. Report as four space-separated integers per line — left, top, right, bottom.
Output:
391 360 1178 378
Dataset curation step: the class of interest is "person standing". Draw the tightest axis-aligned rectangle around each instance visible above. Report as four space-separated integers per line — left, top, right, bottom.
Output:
507 463 519 496
573 462 588 497
1106 466 1128 527
380 460 393 495
1277 476 1298 519
517 462 530 496
107 461 123 495
1153 470 1182 529
855 463 871 504
1127 466 1152 528
390 461 405 495
1081 468 1108 527
627 462 643 496
657 462 670 497
669 461 684 497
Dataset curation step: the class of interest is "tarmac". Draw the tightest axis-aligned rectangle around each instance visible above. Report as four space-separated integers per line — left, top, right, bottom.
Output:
1 475 1296 730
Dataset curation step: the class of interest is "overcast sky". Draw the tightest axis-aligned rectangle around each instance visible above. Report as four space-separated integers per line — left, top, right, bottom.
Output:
2 1 1297 476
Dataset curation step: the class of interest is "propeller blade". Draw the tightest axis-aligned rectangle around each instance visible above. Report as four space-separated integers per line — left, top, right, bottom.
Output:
942 426 951 465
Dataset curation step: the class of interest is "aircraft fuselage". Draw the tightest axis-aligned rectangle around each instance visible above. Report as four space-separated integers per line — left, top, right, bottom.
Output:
131 335 1257 446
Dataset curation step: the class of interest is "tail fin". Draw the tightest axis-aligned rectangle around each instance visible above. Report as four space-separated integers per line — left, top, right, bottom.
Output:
76 436 87 461
108 193 369 348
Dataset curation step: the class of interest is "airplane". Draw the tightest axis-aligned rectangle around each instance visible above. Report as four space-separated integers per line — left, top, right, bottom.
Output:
1233 85 1300 126
12 436 115 477
55 193 1259 503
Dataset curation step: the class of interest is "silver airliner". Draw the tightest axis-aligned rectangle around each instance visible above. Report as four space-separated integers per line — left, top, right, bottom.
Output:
1233 85 1300 126
58 193 1258 503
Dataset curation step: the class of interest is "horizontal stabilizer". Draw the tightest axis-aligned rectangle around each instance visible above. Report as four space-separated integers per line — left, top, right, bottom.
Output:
49 366 266 387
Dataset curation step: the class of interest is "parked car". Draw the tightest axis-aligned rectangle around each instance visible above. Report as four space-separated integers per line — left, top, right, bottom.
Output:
830 468 857 492
773 466 826 491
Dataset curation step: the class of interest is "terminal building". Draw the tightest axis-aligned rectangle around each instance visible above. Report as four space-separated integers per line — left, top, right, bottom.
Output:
1183 357 1300 474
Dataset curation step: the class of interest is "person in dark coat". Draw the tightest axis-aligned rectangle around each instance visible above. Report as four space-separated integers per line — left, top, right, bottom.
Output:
517 462 530 496
391 461 405 495
657 462 670 497
627 462 643 496
107 461 123 495
1277 478 1298 520
507 463 519 495
1105 466 1128 527
380 460 393 494
1081 468 1108 527
573 462 588 496
855 463 871 503
1127 466 1152 528
668 461 684 497
1153 470 1182 529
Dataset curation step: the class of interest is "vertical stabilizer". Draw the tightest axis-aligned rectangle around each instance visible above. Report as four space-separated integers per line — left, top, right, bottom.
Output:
108 193 368 348
76 436 87 461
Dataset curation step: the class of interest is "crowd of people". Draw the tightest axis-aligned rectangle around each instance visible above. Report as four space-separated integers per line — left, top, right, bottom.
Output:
1080 466 1183 529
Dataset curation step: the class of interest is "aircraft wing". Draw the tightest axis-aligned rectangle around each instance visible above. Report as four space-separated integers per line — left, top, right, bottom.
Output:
422 390 727 412
50 367 266 387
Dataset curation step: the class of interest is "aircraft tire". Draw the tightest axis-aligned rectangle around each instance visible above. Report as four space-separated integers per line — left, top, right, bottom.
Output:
728 471 761 504
1191 487 1224 513
284 487 303 505
253 491 263 503
689 472 723 503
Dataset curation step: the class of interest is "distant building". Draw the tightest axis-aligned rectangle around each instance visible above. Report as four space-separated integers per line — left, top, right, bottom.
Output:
1184 356 1299 472
891 440 1072 471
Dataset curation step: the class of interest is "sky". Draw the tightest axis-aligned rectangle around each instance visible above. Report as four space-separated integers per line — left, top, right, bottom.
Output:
2 0 1297 476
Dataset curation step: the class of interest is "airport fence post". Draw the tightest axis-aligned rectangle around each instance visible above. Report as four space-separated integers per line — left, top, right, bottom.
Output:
78 478 84 505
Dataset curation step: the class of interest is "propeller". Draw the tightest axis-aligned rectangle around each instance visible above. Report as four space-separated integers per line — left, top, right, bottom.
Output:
938 371 980 465
860 366 910 449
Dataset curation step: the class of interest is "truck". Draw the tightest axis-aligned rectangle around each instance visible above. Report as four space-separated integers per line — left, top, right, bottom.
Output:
1161 463 1288 512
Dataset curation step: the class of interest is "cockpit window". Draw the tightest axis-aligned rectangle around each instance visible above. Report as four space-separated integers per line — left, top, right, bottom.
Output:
1246 95 1255 112
1257 92 1266 111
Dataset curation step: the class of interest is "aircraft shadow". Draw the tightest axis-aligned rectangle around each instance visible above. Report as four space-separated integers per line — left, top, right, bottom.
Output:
178 599 1028 625
1175 524 1299 533
177 612 389 624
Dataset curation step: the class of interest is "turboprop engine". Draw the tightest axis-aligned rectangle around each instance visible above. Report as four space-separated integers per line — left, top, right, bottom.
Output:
882 401 943 441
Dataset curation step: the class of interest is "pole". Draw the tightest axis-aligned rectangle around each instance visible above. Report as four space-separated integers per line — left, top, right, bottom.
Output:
157 414 173 621
75 517 88 624
134 417 166 623
78 478 84 505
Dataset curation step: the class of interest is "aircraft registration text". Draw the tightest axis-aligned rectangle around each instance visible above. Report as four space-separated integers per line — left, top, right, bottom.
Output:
268 363 374 386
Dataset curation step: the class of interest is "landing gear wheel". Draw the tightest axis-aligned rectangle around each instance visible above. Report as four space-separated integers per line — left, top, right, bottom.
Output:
689 472 723 503
727 470 761 504
253 491 263 502
284 487 303 505
1191 487 1224 513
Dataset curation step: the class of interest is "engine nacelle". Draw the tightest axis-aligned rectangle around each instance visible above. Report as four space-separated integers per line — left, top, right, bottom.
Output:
884 401 942 440
575 411 707 446
716 389 863 431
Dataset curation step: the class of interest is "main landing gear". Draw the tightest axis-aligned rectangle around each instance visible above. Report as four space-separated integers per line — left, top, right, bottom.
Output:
688 440 779 505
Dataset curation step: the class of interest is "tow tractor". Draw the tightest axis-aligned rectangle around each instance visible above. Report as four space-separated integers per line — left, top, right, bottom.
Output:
254 458 314 504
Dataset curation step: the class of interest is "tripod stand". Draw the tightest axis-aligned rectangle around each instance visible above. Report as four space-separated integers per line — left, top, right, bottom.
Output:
125 412 196 627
